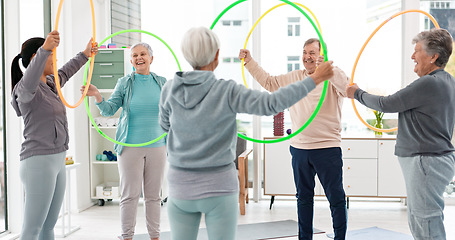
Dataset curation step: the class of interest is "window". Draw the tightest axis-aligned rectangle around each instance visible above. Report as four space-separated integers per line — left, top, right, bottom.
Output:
233 20 242 26
430 1 452 9
287 17 300 36
287 56 300 72
421 1 455 41
221 20 242 26
111 0 141 47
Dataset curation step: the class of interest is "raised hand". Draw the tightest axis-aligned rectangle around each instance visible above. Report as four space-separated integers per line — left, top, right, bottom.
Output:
309 61 334 85
42 30 60 51
239 49 253 64
80 84 103 103
83 38 99 58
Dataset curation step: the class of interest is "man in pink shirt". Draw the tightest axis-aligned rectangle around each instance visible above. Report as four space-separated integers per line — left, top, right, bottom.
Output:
239 38 349 240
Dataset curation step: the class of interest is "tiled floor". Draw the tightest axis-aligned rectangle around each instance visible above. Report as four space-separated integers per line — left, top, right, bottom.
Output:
56 197 455 239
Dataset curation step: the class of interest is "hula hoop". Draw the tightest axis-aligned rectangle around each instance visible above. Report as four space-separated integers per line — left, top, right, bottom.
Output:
84 29 181 147
211 0 328 144
53 0 96 108
241 2 324 88
350 9 440 133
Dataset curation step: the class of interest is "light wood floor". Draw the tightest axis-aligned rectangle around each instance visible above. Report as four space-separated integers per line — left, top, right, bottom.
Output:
56 197 455 240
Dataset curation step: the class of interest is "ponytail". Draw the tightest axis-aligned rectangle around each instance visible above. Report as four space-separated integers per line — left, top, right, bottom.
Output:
11 54 23 93
11 37 45 92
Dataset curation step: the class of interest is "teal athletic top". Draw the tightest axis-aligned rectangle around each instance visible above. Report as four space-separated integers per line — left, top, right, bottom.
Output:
126 73 165 147
96 72 167 154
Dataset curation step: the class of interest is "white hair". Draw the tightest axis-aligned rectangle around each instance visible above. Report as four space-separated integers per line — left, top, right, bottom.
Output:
181 27 220 69
130 42 153 57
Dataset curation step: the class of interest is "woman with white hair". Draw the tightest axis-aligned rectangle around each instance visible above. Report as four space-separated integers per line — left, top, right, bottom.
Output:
347 28 455 240
159 26 334 240
82 42 166 240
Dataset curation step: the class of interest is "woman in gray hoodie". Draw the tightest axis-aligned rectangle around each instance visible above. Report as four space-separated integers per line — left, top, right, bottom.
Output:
11 30 97 240
159 27 334 240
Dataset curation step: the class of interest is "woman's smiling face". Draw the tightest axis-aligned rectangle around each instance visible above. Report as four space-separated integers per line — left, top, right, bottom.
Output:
411 42 437 77
131 45 153 75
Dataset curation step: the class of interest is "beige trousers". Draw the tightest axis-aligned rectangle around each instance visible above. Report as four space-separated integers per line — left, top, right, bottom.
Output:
118 146 167 239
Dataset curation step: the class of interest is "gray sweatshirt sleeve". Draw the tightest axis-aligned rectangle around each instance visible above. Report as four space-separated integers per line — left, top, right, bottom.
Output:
228 77 316 115
15 47 51 103
354 76 431 113
15 47 88 104
159 82 171 132
51 51 89 87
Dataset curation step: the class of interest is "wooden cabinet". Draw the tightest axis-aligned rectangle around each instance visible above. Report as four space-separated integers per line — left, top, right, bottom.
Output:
263 137 406 200
342 139 378 196
263 139 295 196
377 140 407 197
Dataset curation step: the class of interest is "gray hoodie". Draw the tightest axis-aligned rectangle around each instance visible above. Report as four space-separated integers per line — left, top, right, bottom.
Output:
159 70 316 171
11 47 88 160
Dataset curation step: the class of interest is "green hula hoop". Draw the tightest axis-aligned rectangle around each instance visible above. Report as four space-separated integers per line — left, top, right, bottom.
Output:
211 0 328 144
83 29 181 147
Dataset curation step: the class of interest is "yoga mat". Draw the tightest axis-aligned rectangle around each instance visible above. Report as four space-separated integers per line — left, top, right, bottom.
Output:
133 220 325 239
327 226 413 240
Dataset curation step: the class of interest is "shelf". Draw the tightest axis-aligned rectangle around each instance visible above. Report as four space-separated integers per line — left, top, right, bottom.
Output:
91 126 117 129
98 89 114 93
92 161 118 165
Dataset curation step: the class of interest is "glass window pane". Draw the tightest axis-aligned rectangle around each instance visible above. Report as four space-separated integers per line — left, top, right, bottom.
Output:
111 0 141 46
20 0 44 42
287 56 299 61
223 57 232 63
233 20 241 26
288 17 300 23
263 0 402 138
140 0 253 165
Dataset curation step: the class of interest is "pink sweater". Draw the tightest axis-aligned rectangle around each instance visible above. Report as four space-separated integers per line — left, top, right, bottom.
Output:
245 59 349 149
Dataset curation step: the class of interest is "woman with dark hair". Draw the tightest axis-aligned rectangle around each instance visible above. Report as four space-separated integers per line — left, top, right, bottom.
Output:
11 30 98 240
347 28 455 240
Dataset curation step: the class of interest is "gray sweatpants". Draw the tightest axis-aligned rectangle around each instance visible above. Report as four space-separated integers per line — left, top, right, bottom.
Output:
398 154 455 240
118 146 166 239
20 152 67 240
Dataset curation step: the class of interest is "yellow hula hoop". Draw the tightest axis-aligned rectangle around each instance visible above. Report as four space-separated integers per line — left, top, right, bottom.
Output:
350 9 440 133
52 0 96 108
241 2 324 88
